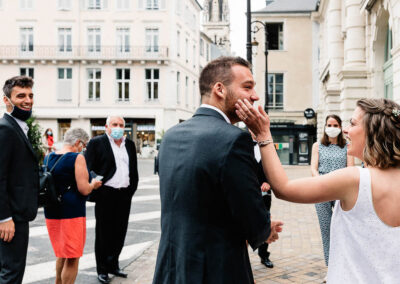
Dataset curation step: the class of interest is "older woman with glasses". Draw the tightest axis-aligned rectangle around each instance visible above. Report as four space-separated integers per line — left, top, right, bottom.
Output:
44 128 102 284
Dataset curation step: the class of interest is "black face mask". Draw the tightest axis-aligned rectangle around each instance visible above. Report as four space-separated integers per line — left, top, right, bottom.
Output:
6 97 32 121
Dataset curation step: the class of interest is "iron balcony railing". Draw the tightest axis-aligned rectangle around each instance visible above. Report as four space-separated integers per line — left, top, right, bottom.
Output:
0 45 169 61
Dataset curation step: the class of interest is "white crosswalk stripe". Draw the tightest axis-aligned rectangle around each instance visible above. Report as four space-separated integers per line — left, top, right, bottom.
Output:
22 241 153 283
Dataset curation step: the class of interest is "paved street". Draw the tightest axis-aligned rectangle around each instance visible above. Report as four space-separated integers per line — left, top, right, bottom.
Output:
25 163 327 284
24 158 161 284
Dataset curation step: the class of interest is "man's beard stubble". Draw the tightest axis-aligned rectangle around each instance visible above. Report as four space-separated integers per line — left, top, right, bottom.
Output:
224 87 239 123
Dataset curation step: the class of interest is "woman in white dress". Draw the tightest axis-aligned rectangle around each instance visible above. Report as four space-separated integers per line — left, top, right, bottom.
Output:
236 98 400 283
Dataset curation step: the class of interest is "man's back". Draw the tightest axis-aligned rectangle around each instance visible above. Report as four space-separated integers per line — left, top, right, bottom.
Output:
153 107 270 284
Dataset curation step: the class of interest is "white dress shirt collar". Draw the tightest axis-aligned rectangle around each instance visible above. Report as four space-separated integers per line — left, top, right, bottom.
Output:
5 112 29 137
200 104 231 124
106 132 126 147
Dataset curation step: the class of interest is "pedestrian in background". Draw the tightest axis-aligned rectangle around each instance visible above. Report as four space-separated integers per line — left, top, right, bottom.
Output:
237 97 400 283
43 128 55 154
310 114 354 273
44 128 102 284
85 116 138 284
0 76 39 284
250 130 274 269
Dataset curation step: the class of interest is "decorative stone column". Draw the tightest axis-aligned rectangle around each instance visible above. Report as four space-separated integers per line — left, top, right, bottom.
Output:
339 0 368 123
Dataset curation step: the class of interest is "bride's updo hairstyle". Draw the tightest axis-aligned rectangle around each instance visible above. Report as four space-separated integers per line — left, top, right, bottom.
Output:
357 98 400 169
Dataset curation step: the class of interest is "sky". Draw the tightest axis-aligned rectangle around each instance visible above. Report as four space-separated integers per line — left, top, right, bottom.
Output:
229 0 266 57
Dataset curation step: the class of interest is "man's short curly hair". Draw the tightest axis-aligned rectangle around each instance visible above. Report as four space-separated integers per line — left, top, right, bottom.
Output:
357 98 400 169
199 56 251 98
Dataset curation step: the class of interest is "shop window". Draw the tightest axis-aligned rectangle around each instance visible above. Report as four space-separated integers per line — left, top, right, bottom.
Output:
58 119 71 142
90 118 106 137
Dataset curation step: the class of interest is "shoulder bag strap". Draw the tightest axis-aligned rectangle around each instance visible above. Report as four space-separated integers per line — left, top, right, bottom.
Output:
49 154 66 173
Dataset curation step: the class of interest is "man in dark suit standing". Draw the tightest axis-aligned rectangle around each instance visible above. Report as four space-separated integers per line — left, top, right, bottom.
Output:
0 76 39 284
85 116 138 284
153 57 283 284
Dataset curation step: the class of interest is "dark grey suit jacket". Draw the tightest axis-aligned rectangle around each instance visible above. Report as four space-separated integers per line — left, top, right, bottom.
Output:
153 107 270 284
0 114 39 222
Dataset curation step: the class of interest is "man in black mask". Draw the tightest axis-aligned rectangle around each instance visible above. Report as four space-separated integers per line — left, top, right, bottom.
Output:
0 76 39 284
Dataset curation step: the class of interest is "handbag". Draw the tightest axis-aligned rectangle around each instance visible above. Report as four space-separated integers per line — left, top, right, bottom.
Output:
38 153 66 208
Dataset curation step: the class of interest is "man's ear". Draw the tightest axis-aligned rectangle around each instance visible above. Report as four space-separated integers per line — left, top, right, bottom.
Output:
212 82 226 99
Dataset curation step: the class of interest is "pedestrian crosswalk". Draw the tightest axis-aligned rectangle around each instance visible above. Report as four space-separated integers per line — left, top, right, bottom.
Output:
23 173 161 284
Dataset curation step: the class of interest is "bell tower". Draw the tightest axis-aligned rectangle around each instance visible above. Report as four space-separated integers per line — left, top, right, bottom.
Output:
203 0 230 53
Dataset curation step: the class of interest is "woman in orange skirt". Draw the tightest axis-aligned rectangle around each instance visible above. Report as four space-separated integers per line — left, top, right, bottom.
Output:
44 128 102 284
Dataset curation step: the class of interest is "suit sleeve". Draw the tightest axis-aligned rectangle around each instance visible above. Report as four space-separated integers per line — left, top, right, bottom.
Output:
220 132 271 250
84 138 97 172
129 140 139 192
0 126 15 220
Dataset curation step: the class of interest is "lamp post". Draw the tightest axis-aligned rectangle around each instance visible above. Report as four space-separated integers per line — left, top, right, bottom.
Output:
251 21 269 114
246 0 252 64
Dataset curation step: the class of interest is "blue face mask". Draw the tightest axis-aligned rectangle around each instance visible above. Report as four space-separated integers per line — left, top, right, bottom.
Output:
110 127 124 140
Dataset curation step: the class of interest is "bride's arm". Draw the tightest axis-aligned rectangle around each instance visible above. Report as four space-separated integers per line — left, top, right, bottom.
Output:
235 99 359 205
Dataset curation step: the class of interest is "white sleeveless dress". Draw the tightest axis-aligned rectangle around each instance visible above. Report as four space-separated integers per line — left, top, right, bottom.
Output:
327 167 400 283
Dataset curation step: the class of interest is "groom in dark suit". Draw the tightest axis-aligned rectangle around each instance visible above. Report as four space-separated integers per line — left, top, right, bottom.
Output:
0 76 39 284
85 116 138 284
153 57 283 284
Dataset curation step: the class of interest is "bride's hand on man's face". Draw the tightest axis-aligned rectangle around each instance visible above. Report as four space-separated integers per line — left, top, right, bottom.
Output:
235 99 271 140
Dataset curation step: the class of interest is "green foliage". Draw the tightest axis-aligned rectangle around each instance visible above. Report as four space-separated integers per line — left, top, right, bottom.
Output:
26 116 45 163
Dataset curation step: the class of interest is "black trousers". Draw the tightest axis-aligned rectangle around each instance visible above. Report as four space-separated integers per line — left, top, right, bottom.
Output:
0 222 29 284
258 194 271 260
95 186 132 274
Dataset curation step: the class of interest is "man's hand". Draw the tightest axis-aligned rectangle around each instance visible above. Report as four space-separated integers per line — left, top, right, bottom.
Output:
0 219 15 242
261 182 271 192
266 220 283 244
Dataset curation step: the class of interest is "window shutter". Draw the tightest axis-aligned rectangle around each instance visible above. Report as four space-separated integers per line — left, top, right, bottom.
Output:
57 80 72 101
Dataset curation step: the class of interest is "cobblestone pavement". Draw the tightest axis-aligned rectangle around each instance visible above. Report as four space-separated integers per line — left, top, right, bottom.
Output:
113 166 327 284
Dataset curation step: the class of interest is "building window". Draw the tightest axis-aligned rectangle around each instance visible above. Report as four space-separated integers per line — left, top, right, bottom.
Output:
145 28 159 53
200 38 204 56
20 27 34 53
185 38 188 63
116 28 130 53
116 0 129 10
268 73 283 109
58 0 71 10
185 76 188 107
57 68 72 101
193 44 196 68
116 68 130 101
146 0 158 10
58 28 72 53
145 69 159 100
266 23 283 50
192 80 196 108
176 31 180 57
88 68 101 101
88 27 101 53
20 0 33 9
176 71 180 104
87 0 102 9
20 68 34 78
384 28 393 99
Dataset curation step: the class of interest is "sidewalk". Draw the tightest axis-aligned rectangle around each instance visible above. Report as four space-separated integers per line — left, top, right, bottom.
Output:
113 166 326 284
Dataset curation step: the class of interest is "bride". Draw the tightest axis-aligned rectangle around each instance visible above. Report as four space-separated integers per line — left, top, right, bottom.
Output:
236 97 400 283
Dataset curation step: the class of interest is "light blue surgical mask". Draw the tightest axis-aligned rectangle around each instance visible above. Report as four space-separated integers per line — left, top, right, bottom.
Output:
110 127 124 140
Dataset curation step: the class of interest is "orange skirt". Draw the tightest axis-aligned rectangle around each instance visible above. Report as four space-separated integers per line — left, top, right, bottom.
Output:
46 217 86 258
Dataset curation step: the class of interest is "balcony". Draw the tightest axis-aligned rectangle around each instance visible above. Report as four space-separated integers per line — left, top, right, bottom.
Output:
0 45 169 62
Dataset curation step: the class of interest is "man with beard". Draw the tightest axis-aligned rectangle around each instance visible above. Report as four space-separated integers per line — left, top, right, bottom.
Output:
0 76 39 284
153 57 283 284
